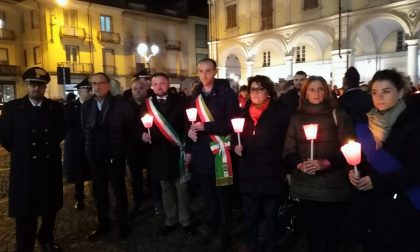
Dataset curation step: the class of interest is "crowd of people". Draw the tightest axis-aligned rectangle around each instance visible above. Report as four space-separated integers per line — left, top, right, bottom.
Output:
0 58 420 252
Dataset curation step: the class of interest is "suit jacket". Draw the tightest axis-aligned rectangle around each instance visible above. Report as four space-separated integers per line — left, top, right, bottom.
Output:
140 94 187 180
0 96 65 217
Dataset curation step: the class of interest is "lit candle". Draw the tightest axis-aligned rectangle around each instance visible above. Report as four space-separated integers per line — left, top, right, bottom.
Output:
303 124 318 160
231 118 245 147
186 108 198 124
141 114 153 144
340 140 361 178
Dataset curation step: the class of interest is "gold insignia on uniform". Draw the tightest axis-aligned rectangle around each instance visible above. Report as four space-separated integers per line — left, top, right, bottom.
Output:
35 68 46 78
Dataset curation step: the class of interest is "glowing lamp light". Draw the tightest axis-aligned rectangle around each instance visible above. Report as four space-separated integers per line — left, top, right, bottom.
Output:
231 118 245 147
186 108 198 123
56 0 68 7
141 114 153 144
341 140 361 177
137 43 148 56
151 44 159 55
303 124 318 140
303 124 318 160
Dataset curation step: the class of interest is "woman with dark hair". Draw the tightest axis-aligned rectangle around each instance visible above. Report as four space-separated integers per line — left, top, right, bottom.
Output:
233 75 291 252
283 76 353 252
345 69 420 252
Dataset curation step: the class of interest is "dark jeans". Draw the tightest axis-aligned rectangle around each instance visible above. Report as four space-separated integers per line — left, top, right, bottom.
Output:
15 214 56 251
127 157 144 207
147 170 162 208
92 159 128 229
242 194 282 252
198 173 233 238
300 199 346 252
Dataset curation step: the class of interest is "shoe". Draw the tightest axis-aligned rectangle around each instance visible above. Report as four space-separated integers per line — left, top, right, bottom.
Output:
182 224 197 236
159 225 177 236
39 243 61 252
86 227 110 241
154 206 162 216
74 201 85 211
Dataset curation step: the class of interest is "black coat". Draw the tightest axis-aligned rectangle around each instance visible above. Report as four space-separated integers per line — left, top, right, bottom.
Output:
81 94 136 164
0 96 65 218
140 94 187 180
281 87 300 112
234 100 291 195
187 79 240 175
338 88 373 124
127 99 150 167
63 99 91 182
345 111 420 245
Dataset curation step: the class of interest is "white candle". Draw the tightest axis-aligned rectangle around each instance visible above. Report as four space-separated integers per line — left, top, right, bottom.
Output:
186 108 197 124
303 124 318 160
231 118 245 147
340 140 362 178
141 114 153 144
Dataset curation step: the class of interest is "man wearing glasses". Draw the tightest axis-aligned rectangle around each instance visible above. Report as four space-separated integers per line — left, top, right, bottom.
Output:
0 67 65 251
81 72 135 240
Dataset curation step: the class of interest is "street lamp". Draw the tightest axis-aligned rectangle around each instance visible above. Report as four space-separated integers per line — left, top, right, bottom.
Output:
137 43 159 72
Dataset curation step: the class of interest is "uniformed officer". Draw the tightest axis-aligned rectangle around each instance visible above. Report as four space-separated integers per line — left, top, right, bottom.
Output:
63 78 92 210
0 67 65 251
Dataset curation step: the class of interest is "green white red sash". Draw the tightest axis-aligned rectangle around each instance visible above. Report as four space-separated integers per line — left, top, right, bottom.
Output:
146 97 189 182
195 94 233 186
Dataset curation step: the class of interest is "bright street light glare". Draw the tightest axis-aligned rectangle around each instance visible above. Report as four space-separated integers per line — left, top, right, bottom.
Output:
151 44 159 55
137 43 148 55
56 0 68 7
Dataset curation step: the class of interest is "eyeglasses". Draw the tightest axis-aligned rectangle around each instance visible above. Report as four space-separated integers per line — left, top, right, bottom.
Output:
250 87 265 94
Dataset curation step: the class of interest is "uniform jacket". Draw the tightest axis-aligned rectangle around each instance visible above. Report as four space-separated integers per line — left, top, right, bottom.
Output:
234 100 291 195
140 94 187 180
283 102 353 202
345 110 420 245
0 96 65 217
187 79 239 175
63 99 91 182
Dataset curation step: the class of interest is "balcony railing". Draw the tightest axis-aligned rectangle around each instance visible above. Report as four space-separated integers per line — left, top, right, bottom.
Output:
59 26 86 40
103 65 116 76
0 29 15 40
57 62 93 74
166 40 181 51
0 65 20 76
98 31 121 44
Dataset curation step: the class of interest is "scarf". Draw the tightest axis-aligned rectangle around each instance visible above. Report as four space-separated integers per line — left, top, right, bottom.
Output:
367 99 406 149
249 100 270 126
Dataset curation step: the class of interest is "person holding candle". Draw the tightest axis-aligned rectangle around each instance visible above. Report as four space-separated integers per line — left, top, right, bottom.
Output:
141 73 195 236
283 75 353 252
232 75 291 252
345 69 420 252
186 58 239 251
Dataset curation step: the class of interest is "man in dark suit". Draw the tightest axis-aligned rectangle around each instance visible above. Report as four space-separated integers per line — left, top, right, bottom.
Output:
0 67 65 251
282 71 307 112
63 78 92 210
81 72 135 239
141 73 194 235
338 66 373 124
187 58 240 250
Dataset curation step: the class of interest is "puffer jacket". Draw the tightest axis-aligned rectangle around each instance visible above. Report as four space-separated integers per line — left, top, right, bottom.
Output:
283 101 353 202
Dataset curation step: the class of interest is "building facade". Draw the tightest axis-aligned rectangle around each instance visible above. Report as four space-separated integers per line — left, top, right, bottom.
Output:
208 0 419 87
0 0 208 101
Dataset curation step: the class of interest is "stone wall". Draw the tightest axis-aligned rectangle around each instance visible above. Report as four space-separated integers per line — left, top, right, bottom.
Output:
0 147 10 199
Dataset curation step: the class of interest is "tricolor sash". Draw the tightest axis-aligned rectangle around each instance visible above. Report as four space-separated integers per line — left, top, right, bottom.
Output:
146 97 190 183
356 123 420 210
195 94 233 186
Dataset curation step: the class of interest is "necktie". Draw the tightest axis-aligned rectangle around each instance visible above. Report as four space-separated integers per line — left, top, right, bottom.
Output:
158 98 165 104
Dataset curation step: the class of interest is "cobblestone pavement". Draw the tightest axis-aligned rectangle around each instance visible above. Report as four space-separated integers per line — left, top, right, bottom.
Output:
0 180 306 252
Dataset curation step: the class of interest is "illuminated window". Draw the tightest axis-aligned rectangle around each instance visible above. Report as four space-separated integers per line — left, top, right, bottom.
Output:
0 48 8 64
0 11 5 29
100 15 112 32
65 46 79 62
226 4 237 29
